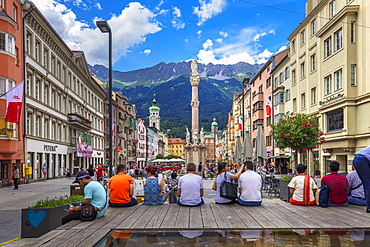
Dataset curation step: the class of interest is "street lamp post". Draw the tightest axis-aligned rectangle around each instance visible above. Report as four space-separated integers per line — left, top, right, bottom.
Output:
242 78 250 139
211 118 218 162
97 20 113 178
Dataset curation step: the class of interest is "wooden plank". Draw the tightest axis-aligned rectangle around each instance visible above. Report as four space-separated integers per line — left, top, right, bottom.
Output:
160 204 179 229
58 228 99 247
200 203 218 229
189 206 203 229
209 203 232 229
253 203 294 228
18 229 65 247
56 220 81 230
239 205 277 228
262 201 309 228
92 207 129 230
219 204 247 229
76 229 111 247
145 204 170 229
116 205 149 229
130 205 161 229
230 204 261 228
174 206 190 229
39 229 81 247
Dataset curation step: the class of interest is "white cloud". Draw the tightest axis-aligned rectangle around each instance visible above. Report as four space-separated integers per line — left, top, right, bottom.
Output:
196 27 276 65
197 30 202 38
171 7 185 30
31 0 162 67
193 0 225 26
253 30 275 42
95 3 102 10
219 31 228 37
143 49 151 56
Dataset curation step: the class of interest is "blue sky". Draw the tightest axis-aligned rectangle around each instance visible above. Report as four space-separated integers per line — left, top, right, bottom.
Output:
31 0 307 72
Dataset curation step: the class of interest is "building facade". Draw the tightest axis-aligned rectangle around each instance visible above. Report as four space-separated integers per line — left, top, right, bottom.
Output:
168 138 186 158
24 6 106 180
0 0 25 186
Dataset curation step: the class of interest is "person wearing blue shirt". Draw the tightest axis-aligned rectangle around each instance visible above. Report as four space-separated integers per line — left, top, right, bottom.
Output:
62 171 108 224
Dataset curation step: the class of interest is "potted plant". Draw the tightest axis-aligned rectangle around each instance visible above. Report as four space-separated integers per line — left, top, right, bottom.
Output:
279 174 295 202
21 195 84 238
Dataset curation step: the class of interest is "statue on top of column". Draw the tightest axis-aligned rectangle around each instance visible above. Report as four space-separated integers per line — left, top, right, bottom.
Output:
200 127 204 144
192 129 198 144
191 59 199 75
186 127 190 144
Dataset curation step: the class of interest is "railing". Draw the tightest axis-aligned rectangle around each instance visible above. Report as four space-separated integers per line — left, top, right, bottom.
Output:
67 113 92 129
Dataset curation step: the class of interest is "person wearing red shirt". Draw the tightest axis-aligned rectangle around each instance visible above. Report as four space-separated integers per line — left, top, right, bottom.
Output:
108 164 137 207
96 164 105 182
321 161 348 206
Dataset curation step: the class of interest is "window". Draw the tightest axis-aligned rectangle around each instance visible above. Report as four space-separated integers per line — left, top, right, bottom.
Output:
258 85 262 93
0 0 4 8
274 114 284 124
44 85 49 104
56 61 61 79
293 98 297 112
335 28 343 51
26 74 31 95
0 32 15 54
266 78 271 88
327 108 343 132
335 69 342 90
285 89 291 101
0 78 15 97
35 79 40 100
279 72 284 84
273 77 278 89
325 75 332 95
301 30 306 45
26 32 31 54
274 92 284 105
330 0 337 18
43 48 48 69
301 93 306 109
300 62 305 79
291 39 296 53
285 67 290 79
35 40 40 62
26 114 32 135
51 56 55 74
35 117 40 136
311 87 317 105
351 64 357 86
51 122 55 140
292 69 296 85
12 5 17 21
325 37 332 57
351 22 356 43
44 119 49 138
266 136 272 146
253 101 264 112
311 54 316 71
311 19 316 35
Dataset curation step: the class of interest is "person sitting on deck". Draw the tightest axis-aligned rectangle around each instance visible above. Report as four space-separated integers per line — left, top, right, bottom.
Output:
288 164 317 206
212 162 244 204
142 165 165 205
62 171 108 224
237 161 262 206
321 160 348 206
347 165 367 206
177 163 204 206
108 164 137 207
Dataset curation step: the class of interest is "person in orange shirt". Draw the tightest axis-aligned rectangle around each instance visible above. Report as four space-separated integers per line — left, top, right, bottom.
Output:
108 164 137 207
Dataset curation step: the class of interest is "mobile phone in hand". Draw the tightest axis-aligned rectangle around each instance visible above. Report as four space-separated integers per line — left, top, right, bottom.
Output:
63 209 68 212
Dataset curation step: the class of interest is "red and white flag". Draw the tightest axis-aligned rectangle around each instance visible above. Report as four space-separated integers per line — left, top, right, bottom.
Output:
266 96 272 116
238 117 243 130
6 81 24 124
151 148 155 155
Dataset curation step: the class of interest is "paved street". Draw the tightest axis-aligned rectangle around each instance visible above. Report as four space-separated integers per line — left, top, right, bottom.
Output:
0 176 275 245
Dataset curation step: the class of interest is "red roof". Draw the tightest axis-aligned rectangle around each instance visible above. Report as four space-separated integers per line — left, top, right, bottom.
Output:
169 138 186 144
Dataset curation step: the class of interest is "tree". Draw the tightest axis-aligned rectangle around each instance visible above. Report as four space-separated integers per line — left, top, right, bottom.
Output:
156 154 164 159
165 154 182 159
270 113 325 167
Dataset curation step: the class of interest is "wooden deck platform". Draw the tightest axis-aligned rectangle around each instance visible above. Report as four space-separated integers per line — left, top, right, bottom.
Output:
13 200 370 246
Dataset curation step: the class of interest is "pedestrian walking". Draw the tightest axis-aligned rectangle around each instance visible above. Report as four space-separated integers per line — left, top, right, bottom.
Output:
12 165 19 190
42 164 47 181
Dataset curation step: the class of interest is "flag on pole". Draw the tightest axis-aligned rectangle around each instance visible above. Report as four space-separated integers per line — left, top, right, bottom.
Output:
151 148 155 155
266 96 272 116
6 81 24 124
238 117 243 130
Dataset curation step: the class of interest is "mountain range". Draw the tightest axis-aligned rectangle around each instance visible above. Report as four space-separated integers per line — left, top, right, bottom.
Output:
88 61 263 139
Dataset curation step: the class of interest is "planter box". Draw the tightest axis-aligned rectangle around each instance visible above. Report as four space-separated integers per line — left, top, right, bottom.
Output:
279 180 292 202
21 205 68 238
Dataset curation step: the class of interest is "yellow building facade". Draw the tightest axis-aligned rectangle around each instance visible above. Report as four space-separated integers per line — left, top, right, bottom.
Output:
168 138 186 158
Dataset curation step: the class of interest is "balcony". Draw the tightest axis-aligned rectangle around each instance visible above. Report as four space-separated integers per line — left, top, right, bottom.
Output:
68 113 92 130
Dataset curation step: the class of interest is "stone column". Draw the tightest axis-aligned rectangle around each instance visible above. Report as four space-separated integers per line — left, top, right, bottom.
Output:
190 59 200 135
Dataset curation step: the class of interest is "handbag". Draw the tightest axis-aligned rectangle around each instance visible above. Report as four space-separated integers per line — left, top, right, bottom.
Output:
220 173 238 200
80 193 107 221
316 182 330 208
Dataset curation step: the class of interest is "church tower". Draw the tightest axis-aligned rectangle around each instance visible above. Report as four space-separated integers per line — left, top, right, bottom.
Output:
149 98 160 130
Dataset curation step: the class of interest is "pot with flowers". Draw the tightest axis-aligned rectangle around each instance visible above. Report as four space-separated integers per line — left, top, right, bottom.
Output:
21 194 84 238
279 174 295 202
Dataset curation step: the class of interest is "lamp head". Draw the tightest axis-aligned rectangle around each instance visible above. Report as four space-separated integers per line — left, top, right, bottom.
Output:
96 21 111 33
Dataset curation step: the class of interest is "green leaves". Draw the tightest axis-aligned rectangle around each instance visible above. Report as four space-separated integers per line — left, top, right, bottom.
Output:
270 113 324 153
28 195 84 209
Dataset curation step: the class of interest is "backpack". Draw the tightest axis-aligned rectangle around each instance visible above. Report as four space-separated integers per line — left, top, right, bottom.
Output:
316 182 330 208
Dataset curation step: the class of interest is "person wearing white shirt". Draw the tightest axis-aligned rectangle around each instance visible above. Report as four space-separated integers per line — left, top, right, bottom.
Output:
237 161 262 206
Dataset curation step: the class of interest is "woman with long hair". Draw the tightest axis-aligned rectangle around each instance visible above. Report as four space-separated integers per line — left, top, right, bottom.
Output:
142 165 165 205
212 162 244 204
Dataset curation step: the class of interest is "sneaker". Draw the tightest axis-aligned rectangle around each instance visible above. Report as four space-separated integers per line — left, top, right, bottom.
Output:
366 208 370 213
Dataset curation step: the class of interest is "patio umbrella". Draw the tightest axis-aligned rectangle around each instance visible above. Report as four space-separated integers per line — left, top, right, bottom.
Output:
242 134 253 162
235 136 243 166
254 124 268 170
169 158 185 163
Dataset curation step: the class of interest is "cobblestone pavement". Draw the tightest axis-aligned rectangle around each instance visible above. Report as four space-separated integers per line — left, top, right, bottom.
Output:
0 176 278 245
